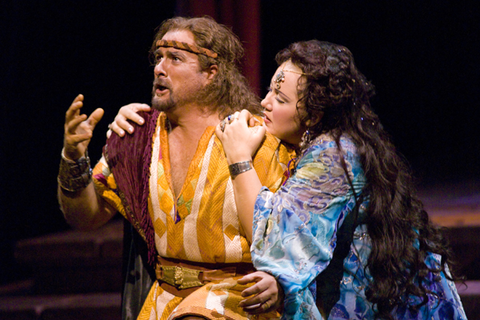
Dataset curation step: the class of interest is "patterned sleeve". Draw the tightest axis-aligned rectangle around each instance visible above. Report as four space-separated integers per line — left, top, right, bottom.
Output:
92 155 126 218
250 136 366 319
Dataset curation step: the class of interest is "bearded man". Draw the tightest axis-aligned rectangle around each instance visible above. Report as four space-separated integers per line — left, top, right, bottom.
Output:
58 16 292 320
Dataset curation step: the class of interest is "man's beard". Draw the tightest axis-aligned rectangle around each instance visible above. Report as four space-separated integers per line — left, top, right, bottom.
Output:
151 78 175 111
151 92 175 112
151 80 210 112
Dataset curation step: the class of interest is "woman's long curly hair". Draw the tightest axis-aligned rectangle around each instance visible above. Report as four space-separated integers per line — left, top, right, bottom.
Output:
150 16 261 118
276 40 456 319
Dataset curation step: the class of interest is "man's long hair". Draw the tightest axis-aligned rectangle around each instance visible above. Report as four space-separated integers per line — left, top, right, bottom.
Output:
277 40 457 319
151 16 261 117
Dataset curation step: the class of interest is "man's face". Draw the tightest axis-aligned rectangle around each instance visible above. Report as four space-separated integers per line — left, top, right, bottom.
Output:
151 30 209 112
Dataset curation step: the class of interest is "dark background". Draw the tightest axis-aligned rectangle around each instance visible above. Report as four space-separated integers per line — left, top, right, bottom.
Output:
1 1 479 285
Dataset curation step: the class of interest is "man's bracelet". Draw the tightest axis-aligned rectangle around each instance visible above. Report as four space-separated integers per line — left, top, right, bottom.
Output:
228 160 253 178
57 150 93 192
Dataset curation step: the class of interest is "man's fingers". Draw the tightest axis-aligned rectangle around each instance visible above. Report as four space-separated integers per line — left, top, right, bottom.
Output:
65 132 92 146
65 108 102 146
73 94 84 102
87 108 104 129
66 114 88 134
65 94 85 121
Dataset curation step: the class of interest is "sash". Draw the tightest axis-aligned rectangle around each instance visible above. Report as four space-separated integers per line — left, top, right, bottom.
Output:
105 109 160 265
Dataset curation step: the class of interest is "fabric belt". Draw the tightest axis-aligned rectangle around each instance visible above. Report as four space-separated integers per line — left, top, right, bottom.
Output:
155 256 255 297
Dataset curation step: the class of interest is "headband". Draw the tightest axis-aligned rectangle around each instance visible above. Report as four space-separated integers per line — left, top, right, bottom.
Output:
155 40 218 59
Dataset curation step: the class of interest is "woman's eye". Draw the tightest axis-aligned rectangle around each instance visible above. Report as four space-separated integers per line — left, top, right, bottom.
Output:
275 98 285 104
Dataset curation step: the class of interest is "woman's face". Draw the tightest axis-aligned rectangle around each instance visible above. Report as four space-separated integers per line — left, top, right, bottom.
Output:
261 60 306 146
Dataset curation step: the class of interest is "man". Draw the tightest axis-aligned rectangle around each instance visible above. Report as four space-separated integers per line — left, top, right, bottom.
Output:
58 16 293 320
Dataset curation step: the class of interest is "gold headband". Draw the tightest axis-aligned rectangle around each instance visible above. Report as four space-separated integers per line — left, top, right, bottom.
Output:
274 69 306 90
156 40 218 59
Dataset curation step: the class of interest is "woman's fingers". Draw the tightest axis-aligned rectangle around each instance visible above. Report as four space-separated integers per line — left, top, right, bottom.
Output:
110 103 150 137
238 271 281 314
240 296 275 314
120 103 149 124
237 273 256 285
109 120 126 137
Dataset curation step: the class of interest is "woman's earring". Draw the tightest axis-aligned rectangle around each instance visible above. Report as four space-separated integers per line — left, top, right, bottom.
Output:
300 129 311 149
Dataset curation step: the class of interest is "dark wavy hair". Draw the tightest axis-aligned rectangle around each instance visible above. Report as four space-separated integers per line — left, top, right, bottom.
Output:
150 16 261 117
276 40 457 319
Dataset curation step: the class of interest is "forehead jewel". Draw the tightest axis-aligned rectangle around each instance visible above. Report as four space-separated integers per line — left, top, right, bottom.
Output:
156 40 218 59
274 68 305 89
274 70 285 89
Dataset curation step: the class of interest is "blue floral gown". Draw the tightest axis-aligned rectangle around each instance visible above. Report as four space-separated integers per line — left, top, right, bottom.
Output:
250 134 467 319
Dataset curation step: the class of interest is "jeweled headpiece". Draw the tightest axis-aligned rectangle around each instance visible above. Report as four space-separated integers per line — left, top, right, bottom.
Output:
274 70 285 89
274 68 306 90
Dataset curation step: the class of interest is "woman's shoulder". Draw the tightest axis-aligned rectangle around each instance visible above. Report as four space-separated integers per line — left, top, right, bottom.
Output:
296 134 363 176
302 134 358 157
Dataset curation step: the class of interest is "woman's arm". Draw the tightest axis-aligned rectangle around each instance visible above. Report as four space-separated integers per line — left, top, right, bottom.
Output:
229 167 262 243
250 137 365 318
215 110 267 242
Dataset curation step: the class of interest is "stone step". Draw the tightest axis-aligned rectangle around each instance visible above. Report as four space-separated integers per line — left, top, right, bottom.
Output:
0 292 121 320
0 279 35 297
14 219 124 294
420 180 480 228
0 284 476 320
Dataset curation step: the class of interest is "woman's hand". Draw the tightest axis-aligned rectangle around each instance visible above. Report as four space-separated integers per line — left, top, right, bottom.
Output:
238 271 284 314
107 103 151 138
215 110 266 164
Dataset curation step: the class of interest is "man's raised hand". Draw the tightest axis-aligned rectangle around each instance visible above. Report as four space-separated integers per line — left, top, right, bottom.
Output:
63 94 104 160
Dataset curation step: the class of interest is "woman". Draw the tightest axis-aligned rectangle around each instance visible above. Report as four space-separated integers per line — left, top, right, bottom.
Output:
111 41 467 319
215 40 467 319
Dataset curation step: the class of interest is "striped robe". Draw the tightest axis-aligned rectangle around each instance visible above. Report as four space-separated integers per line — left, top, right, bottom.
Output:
93 112 294 320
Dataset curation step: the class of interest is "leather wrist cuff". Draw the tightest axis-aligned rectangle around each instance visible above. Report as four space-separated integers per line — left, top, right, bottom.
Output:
58 150 92 192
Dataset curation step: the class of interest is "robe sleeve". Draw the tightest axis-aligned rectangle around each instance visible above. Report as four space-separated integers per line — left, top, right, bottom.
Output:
92 155 126 218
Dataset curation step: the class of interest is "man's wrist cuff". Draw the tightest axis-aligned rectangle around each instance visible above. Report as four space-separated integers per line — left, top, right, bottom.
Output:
58 149 92 192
